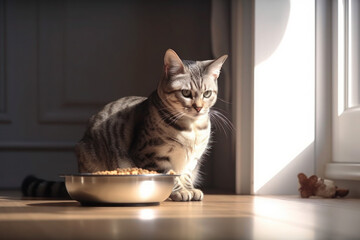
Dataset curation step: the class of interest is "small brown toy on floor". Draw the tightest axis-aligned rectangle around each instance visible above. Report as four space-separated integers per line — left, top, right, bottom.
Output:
297 173 349 198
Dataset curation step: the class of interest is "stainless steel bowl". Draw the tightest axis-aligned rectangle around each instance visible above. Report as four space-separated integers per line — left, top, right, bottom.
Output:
61 174 178 205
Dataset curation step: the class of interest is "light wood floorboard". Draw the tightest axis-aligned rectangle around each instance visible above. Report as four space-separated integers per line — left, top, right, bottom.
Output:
0 191 359 239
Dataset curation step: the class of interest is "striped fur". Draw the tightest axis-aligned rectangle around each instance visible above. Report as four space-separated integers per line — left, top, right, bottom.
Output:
75 49 228 201
21 175 70 199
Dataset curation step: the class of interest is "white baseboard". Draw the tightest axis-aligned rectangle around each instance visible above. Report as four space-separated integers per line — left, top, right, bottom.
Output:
325 163 360 180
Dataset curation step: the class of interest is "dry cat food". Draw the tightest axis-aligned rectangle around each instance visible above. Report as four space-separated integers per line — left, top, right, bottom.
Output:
93 168 158 175
92 168 176 175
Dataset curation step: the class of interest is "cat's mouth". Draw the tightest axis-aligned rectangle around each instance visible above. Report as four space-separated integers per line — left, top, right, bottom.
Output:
184 108 208 118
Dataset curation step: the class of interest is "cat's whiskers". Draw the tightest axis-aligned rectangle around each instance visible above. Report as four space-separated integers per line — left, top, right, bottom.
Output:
216 97 232 105
165 111 184 124
156 107 185 126
209 109 235 136
210 112 227 137
214 110 234 132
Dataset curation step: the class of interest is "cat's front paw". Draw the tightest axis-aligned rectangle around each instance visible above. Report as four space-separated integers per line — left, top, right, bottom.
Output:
169 189 204 201
189 188 204 201
170 189 193 201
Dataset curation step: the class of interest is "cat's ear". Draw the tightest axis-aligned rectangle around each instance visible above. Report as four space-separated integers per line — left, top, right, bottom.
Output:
164 49 184 78
205 54 228 79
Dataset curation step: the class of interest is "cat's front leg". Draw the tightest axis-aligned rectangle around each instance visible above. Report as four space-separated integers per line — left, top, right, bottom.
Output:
169 173 204 201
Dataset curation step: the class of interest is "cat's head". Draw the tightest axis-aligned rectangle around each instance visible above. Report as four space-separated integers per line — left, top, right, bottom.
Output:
157 49 227 119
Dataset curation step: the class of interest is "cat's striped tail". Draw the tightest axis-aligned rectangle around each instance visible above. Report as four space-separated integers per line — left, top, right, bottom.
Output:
21 175 71 199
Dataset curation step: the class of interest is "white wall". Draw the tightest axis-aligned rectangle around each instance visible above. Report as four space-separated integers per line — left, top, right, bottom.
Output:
253 0 315 194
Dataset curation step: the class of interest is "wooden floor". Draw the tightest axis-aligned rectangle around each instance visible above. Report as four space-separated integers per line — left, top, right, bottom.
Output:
0 191 359 239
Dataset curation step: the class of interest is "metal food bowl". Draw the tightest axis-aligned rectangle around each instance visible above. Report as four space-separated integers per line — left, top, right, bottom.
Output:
61 174 178 205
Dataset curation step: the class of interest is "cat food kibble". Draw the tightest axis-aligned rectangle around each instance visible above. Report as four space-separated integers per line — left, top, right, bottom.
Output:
92 168 163 175
93 168 177 175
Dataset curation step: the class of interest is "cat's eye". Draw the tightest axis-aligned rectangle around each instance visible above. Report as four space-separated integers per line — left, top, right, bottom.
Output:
182 89 192 98
203 90 212 98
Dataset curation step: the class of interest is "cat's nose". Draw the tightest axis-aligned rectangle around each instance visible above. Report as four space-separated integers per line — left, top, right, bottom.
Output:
192 104 202 113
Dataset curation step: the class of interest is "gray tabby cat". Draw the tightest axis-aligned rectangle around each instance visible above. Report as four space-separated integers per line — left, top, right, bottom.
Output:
75 49 227 201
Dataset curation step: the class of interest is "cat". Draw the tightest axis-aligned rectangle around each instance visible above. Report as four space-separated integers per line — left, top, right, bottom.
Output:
22 49 227 201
